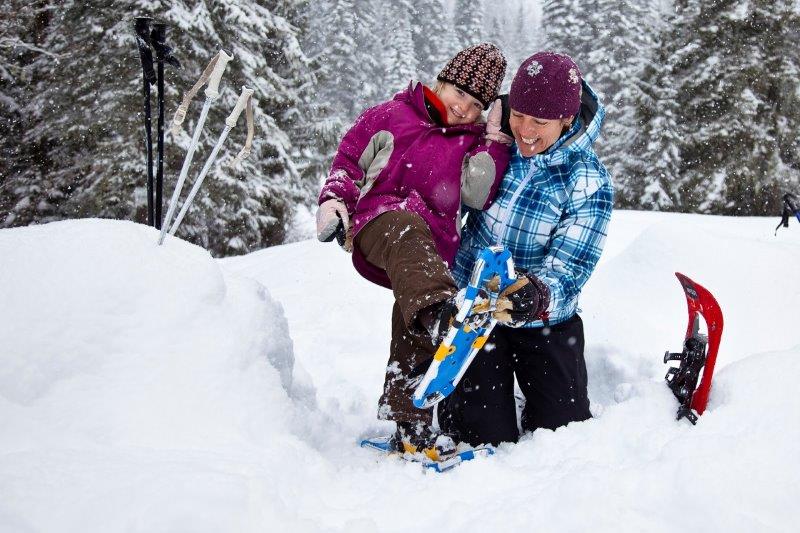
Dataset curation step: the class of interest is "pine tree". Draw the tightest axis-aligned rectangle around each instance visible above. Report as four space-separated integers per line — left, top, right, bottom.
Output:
485 3 542 92
541 0 589 58
0 0 318 256
409 1 456 84
618 28 683 210
452 0 485 49
665 0 800 214
543 0 677 209
586 1 662 187
375 0 418 93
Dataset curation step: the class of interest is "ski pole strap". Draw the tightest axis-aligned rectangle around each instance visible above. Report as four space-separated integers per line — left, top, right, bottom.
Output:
231 95 255 166
150 22 181 69
170 49 233 135
134 17 156 85
224 86 255 166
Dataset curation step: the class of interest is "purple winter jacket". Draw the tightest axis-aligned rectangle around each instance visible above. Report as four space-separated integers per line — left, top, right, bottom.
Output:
319 81 511 288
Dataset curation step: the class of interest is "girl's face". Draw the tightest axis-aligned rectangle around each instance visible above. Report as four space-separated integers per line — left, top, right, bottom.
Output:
509 109 573 157
436 82 484 125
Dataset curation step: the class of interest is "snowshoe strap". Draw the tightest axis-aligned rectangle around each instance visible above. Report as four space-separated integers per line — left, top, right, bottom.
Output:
170 49 233 135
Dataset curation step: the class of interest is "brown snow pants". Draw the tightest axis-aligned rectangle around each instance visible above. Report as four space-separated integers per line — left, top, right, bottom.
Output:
354 210 457 425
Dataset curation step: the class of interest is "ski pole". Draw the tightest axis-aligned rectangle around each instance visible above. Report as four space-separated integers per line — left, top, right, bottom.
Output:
167 86 255 239
150 22 181 231
787 193 800 223
158 49 233 246
134 17 156 227
774 192 800 235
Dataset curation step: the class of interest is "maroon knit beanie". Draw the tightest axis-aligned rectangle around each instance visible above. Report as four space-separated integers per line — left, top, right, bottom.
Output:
509 52 582 119
437 43 507 108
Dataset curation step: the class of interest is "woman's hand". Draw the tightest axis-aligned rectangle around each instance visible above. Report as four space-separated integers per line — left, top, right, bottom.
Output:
494 272 550 325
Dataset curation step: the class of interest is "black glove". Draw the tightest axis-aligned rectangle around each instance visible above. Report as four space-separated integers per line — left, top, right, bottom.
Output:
494 272 550 325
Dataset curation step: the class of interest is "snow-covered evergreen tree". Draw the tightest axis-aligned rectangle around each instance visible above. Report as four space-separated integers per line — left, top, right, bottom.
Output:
667 0 800 214
0 0 318 256
409 1 457 84
452 0 486 49
617 22 684 210
374 0 418 93
486 3 542 92
543 0 663 189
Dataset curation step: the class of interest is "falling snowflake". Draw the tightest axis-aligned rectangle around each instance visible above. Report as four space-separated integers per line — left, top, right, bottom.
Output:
568 68 579 84
526 60 542 77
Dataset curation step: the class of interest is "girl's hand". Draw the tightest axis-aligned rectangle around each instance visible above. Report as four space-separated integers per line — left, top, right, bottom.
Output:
486 97 514 145
316 198 350 249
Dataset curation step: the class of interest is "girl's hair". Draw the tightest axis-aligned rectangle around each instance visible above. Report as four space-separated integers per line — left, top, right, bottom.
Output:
431 81 486 113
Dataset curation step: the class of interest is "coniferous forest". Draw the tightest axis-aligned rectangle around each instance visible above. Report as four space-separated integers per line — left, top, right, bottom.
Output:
1 0 799 256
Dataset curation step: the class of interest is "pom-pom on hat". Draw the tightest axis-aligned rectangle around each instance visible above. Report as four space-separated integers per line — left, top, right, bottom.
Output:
509 52 582 119
437 43 507 108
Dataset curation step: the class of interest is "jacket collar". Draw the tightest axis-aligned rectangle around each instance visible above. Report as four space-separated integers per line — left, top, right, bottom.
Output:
398 81 485 133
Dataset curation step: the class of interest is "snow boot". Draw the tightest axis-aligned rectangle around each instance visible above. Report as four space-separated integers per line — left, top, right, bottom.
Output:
395 421 456 462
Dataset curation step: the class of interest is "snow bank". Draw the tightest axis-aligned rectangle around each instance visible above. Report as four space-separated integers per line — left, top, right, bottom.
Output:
2 212 799 532
0 220 316 531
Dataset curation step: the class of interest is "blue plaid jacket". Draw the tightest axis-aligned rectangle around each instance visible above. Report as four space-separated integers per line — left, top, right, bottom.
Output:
453 82 614 327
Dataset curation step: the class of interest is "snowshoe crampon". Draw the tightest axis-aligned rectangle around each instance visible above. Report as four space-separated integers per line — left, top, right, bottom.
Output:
412 246 516 409
359 436 495 473
664 273 724 424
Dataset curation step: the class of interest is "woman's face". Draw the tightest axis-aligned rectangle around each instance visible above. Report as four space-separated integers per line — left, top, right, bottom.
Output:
509 109 573 157
436 82 484 125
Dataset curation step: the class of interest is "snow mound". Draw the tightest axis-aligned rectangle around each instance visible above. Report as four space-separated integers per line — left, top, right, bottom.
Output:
0 220 324 531
0 219 312 443
2 212 800 532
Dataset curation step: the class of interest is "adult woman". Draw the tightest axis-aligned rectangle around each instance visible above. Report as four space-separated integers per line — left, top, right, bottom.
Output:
440 52 614 446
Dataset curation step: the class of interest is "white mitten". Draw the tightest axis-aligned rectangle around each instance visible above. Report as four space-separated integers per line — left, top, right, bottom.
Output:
316 198 349 243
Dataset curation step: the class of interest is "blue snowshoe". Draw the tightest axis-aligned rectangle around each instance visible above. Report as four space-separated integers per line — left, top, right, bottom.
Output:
412 245 516 409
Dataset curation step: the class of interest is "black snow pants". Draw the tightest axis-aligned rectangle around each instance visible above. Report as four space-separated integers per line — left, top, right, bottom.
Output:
440 313 591 446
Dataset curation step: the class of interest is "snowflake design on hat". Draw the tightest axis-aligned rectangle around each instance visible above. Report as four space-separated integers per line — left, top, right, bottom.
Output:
526 60 542 77
568 68 579 84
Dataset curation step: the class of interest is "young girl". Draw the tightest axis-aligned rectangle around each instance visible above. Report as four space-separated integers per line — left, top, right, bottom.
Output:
316 43 511 459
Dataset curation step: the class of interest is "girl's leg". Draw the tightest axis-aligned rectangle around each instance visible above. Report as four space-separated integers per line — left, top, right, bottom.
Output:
357 210 457 446
377 302 436 429
511 314 591 432
355 210 456 332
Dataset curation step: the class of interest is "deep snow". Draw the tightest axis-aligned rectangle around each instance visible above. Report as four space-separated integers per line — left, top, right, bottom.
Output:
1 212 798 532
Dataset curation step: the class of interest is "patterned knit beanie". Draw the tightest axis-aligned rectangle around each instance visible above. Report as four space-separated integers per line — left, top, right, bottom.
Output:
509 52 582 119
437 43 507 108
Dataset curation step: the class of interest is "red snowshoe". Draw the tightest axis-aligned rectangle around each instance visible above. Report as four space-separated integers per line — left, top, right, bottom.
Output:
663 273 724 424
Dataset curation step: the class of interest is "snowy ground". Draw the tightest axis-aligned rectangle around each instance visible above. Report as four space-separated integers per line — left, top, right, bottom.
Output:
1 212 799 532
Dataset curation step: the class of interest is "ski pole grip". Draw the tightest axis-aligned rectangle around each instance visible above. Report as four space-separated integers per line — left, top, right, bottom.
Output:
226 86 254 127
205 49 233 99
